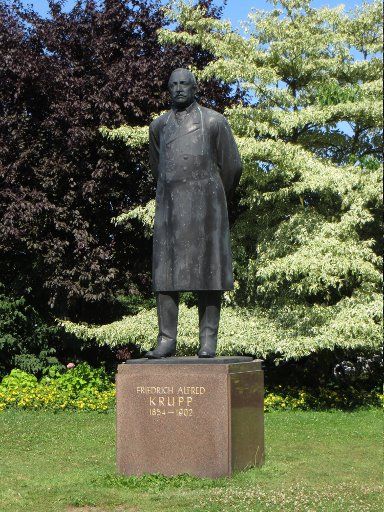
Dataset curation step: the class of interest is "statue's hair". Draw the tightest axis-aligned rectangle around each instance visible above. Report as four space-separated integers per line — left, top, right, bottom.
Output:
168 68 197 86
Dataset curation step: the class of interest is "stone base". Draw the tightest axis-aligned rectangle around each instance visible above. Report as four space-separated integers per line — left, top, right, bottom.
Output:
116 357 264 478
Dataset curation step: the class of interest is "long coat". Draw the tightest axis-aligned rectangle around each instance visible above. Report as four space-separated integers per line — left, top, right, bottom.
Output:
149 101 242 292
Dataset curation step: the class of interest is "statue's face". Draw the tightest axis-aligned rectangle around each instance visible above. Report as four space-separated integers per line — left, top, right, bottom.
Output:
168 69 196 109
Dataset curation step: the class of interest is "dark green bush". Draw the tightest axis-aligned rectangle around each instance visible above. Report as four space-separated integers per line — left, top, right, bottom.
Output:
264 349 383 392
0 289 61 376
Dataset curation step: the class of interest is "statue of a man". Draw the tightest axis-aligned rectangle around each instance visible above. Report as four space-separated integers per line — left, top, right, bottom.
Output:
146 68 242 359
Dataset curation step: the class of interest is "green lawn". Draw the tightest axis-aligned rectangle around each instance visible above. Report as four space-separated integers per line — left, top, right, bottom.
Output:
0 409 382 512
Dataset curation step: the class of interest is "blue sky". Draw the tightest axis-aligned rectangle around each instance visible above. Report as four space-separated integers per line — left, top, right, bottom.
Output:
224 0 363 28
23 0 366 28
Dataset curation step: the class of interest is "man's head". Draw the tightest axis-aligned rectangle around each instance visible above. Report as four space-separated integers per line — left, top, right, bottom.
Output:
168 68 197 110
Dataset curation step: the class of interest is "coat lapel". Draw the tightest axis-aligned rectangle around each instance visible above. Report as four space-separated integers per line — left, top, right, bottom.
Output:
163 111 178 144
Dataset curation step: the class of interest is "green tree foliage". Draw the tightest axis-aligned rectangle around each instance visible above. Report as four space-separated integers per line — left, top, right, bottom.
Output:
65 0 382 361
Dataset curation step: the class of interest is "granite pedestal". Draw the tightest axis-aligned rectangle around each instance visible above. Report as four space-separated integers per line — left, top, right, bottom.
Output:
116 357 264 478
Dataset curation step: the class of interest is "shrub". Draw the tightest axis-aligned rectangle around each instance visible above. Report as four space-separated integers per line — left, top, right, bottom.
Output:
264 386 383 412
0 289 60 376
0 363 115 412
0 362 381 413
43 362 111 396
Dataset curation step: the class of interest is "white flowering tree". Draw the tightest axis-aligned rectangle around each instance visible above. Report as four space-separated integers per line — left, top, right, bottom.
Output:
64 0 382 361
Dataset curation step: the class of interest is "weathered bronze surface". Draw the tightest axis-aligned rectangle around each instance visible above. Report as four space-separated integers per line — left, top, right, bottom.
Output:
147 69 242 359
149 69 242 292
116 358 264 477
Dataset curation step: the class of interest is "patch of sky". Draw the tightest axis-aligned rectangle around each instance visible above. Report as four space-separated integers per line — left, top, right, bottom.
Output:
335 121 354 136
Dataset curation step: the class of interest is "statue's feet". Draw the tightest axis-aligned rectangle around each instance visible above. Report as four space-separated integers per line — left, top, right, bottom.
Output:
197 340 217 358
146 339 176 359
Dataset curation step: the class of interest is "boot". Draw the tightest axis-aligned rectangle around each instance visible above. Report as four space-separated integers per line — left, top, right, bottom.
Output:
197 291 221 358
146 337 176 359
146 291 179 359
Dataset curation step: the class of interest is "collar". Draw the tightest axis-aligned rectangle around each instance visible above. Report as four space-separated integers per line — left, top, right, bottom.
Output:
172 100 198 115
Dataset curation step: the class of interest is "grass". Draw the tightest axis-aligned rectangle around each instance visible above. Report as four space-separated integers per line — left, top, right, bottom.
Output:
0 409 382 511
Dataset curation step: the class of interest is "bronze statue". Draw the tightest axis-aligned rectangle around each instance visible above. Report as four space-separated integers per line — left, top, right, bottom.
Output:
146 68 242 359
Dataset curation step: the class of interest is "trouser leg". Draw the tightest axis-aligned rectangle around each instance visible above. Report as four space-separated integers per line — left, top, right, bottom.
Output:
146 291 179 358
197 290 222 358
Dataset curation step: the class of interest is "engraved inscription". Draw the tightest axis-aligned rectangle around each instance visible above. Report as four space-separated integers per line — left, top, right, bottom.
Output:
136 385 206 418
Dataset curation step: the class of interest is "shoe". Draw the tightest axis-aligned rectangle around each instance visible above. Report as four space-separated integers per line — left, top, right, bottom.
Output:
197 339 217 358
146 338 176 359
